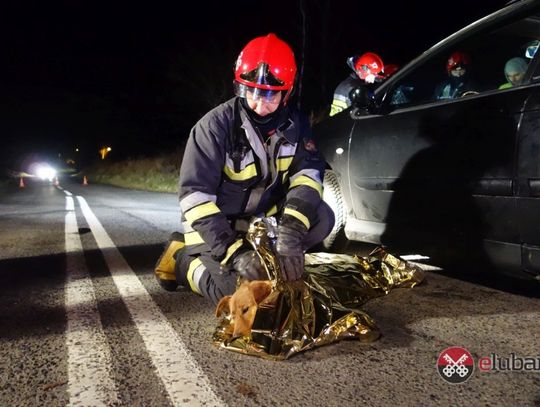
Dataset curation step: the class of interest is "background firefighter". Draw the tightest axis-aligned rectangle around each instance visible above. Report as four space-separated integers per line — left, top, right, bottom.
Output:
329 52 386 117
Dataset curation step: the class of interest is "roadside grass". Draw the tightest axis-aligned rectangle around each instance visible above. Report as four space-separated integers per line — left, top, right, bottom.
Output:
83 152 181 193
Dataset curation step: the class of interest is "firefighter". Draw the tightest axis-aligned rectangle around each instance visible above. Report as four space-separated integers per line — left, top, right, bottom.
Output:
154 33 335 305
329 52 385 117
433 51 478 100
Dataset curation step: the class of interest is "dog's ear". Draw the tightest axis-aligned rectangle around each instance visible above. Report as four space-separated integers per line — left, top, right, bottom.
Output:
249 281 272 304
215 295 232 317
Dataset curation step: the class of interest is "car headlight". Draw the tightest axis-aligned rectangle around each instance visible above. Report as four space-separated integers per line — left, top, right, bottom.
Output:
35 164 57 181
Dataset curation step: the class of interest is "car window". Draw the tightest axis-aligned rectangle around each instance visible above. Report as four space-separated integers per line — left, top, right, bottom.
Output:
389 13 540 107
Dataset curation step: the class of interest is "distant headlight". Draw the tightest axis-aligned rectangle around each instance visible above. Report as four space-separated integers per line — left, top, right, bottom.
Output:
35 164 57 181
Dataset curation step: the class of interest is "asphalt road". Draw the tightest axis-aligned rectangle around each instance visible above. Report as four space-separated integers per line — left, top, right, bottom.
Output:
1 176 539 406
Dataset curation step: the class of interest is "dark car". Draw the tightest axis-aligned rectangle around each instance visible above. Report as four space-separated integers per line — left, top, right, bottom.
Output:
314 0 540 280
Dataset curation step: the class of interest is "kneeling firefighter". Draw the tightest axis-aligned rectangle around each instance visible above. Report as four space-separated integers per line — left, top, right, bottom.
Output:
154 33 335 305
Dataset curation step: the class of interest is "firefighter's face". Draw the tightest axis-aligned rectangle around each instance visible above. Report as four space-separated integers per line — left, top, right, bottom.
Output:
246 90 282 116
450 66 466 78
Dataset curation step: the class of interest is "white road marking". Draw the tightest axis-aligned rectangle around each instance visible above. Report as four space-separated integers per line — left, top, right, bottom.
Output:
64 196 119 406
76 195 225 407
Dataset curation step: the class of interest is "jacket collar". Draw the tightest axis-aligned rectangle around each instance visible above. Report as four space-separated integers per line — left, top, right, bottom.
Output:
237 97 296 144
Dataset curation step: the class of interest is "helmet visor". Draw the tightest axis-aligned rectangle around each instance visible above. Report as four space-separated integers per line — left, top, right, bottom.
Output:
239 62 284 87
346 56 357 72
234 82 282 103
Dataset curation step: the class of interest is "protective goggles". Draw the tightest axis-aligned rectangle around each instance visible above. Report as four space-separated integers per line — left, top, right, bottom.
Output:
234 82 283 103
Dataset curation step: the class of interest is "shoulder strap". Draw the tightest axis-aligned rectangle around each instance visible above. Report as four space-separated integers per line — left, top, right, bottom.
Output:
229 98 249 172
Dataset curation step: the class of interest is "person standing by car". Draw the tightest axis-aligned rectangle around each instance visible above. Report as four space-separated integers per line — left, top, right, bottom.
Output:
329 52 385 116
153 33 335 305
433 51 478 100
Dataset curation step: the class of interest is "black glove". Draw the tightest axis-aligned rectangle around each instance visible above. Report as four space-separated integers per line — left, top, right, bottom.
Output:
231 249 265 281
275 217 308 281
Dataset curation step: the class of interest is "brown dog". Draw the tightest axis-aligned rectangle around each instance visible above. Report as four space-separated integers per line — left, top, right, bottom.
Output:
215 280 272 338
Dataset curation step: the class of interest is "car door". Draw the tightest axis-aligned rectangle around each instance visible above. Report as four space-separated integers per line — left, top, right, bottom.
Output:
347 12 540 268
516 70 540 274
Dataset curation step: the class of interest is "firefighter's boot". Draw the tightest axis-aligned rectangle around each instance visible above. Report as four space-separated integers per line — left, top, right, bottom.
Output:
154 232 185 291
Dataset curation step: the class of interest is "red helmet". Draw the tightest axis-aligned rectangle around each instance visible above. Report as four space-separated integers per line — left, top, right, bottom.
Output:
234 33 297 104
446 51 471 73
354 52 384 81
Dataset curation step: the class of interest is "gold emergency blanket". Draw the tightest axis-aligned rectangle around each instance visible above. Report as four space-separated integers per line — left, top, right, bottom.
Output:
213 218 424 360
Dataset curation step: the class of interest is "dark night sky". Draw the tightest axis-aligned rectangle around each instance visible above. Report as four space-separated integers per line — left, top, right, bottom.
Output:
2 0 506 169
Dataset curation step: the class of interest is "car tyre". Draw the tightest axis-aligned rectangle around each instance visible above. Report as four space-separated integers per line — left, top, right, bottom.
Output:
322 169 347 251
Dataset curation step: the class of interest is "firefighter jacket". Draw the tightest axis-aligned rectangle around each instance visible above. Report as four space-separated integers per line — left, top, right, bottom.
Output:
329 73 360 116
178 97 325 265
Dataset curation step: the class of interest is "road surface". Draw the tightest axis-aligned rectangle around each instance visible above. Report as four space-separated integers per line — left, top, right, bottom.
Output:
1 177 539 406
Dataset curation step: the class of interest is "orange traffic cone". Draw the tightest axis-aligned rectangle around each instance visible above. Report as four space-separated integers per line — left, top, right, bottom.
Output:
19 177 25 188
83 176 88 186
53 177 59 186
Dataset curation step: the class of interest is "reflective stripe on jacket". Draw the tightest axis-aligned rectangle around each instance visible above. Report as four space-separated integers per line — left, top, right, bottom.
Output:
330 74 359 116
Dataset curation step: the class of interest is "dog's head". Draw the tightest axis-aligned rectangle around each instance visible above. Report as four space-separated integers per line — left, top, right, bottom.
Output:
215 280 272 338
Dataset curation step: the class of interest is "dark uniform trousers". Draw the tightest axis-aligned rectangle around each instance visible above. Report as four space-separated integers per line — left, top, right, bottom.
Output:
174 200 335 305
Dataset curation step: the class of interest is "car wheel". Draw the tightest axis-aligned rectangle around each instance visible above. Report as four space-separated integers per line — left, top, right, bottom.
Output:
322 169 347 250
